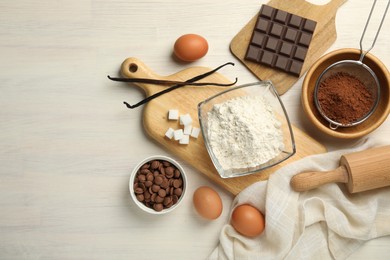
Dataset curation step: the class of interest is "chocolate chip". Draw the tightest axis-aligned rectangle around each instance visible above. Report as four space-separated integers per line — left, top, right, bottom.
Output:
152 184 160 193
161 179 169 189
151 193 157 202
146 173 154 182
145 180 153 188
174 188 182 196
155 195 164 203
135 187 144 194
158 189 167 198
140 169 150 175
154 176 163 185
173 179 182 188
138 182 146 191
138 175 146 182
162 161 171 167
165 167 174 178
174 169 181 178
151 160 160 170
153 203 164 212
144 191 151 200
163 196 172 206
136 194 144 202
141 163 150 170
159 166 165 175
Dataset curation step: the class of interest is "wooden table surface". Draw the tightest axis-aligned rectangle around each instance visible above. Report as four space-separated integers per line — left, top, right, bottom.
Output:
1 0 389 259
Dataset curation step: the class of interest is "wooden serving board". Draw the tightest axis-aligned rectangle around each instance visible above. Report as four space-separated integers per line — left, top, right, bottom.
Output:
231 0 347 95
121 57 326 195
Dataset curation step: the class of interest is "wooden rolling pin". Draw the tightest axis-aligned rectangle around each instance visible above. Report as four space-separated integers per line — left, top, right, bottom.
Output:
290 145 390 193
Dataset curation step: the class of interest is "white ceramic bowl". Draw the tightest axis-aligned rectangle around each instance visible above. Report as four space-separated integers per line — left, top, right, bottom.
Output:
129 155 187 215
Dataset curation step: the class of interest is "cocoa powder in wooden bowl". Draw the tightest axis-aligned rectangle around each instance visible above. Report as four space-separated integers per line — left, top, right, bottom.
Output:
302 48 390 139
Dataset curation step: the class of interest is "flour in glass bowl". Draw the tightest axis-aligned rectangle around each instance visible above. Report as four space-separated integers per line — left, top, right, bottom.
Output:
207 95 284 170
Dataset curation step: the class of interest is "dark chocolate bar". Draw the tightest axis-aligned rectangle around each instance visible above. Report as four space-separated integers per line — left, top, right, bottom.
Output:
245 5 317 76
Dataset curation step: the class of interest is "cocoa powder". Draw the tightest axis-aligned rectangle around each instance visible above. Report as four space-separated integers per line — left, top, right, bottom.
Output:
317 72 375 125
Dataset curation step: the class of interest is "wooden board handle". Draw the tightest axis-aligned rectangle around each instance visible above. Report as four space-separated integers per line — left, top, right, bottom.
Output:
120 57 165 96
267 0 347 18
290 166 349 192
325 0 348 12
121 57 161 80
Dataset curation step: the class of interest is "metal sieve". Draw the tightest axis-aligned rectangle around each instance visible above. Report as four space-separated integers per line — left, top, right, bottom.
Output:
314 0 389 130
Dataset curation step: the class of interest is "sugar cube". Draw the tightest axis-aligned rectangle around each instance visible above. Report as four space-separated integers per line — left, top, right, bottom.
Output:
180 113 192 126
179 134 190 145
183 124 192 135
165 127 174 139
168 109 179 120
190 127 200 138
173 129 184 141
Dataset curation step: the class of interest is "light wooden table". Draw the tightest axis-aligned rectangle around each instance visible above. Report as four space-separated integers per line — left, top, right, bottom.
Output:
1 0 389 259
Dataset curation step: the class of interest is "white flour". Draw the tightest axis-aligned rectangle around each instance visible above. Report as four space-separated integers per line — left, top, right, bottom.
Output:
207 95 284 170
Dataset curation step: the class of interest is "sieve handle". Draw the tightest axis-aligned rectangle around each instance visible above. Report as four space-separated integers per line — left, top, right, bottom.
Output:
329 123 339 130
359 0 390 62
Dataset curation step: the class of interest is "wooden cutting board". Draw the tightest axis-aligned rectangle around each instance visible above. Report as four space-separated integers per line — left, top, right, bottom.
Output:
231 0 347 95
120 57 326 195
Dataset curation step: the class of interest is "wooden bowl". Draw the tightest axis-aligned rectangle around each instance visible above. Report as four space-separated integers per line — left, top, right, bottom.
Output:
302 48 390 139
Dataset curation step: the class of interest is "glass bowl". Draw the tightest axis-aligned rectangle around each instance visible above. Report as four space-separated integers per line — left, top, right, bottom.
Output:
198 81 296 178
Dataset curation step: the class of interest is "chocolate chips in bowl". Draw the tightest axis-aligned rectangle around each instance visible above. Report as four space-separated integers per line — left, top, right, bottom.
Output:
129 156 187 214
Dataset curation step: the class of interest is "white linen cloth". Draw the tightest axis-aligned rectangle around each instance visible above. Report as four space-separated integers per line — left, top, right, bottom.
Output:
210 138 390 260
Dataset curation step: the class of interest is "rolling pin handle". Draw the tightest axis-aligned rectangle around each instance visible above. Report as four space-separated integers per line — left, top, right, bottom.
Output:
290 166 349 192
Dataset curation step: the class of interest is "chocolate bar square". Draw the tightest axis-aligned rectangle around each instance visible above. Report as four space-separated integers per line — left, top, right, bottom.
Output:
274 10 288 23
294 46 308 61
298 32 312 47
270 23 284 37
265 37 279 51
261 51 275 66
288 15 303 28
246 45 262 62
275 56 290 70
244 5 317 76
284 28 298 42
252 32 266 47
280 42 294 56
256 18 270 33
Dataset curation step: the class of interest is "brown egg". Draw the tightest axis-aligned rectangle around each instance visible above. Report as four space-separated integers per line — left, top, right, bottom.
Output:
231 204 265 237
173 34 208 62
193 186 223 220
